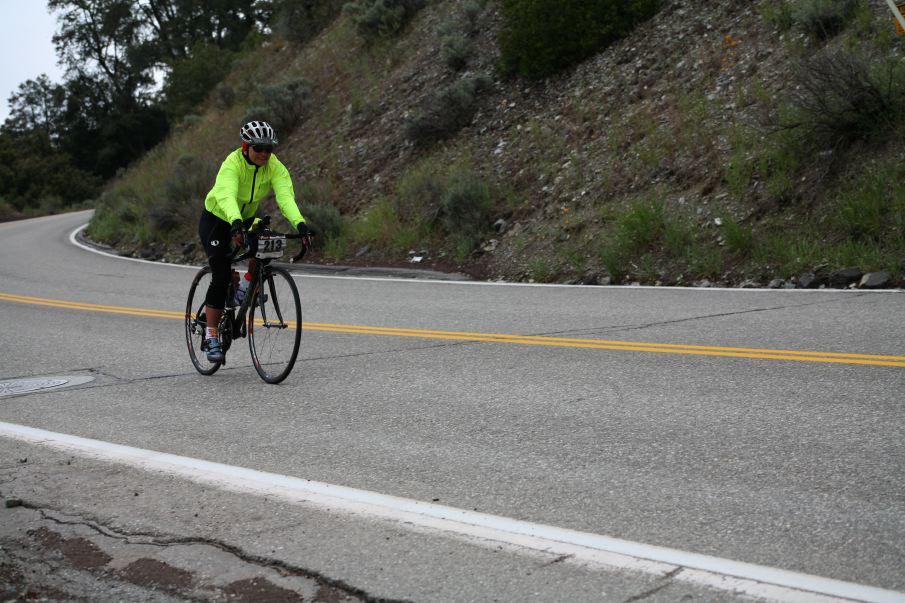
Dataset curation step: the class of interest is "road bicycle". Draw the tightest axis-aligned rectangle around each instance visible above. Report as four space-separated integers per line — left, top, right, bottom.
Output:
185 219 309 384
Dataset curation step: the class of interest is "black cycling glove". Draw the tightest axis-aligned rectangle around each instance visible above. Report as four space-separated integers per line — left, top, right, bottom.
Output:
296 222 314 236
230 219 246 245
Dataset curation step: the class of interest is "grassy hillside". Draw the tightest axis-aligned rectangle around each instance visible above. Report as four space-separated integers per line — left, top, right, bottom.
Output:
88 0 905 288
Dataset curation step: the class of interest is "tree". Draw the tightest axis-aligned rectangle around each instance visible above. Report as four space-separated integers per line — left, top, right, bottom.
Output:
139 0 273 59
0 128 100 210
44 0 168 176
162 42 236 119
2 0 279 197
150 1 278 119
49 0 159 101
4 76 67 142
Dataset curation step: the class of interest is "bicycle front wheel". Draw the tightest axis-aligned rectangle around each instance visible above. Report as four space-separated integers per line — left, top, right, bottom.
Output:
248 266 302 384
185 266 221 375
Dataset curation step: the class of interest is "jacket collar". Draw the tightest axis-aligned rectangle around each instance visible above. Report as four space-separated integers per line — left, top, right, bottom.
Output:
240 149 258 168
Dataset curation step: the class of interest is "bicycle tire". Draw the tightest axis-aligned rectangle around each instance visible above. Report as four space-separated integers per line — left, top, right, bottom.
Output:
247 266 302 384
185 266 222 375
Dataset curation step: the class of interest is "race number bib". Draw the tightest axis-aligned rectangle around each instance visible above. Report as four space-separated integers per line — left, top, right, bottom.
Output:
256 235 286 259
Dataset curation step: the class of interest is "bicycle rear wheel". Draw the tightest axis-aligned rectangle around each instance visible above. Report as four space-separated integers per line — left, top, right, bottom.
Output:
248 266 301 384
185 266 221 375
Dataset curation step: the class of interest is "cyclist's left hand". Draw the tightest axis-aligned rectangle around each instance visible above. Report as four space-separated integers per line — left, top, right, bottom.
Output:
296 222 314 237
296 222 314 249
230 219 246 247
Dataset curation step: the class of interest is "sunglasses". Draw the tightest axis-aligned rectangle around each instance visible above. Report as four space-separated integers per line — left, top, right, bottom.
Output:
251 144 274 153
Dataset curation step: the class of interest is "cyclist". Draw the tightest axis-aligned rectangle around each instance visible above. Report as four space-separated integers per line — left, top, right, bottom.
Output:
198 120 311 363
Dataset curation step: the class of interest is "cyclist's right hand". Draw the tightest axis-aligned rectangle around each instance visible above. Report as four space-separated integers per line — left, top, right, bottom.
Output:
230 219 246 247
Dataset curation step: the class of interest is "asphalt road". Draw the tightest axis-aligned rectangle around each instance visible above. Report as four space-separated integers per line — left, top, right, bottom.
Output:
0 210 903 602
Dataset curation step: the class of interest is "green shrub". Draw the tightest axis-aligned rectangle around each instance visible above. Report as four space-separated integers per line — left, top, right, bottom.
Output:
724 126 757 200
214 83 235 109
757 126 802 204
720 216 754 257
600 245 629 282
405 74 492 147
598 200 695 282
343 0 424 41
453 235 478 261
436 0 485 71
790 0 858 39
528 258 553 282
439 167 493 234
149 201 182 234
441 33 473 71
688 247 726 279
242 78 312 135
271 0 346 45
498 0 661 79
663 220 695 258
394 157 445 225
301 202 344 241
350 198 393 244
149 155 218 236
165 155 219 203
830 239 888 273
86 206 123 245
349 197 421 251
0 198 22 222
394 158 495 248
88 189 144 245
760 1 794 31
22 195 66 217
461 0 485 32
322 235 350 261
752 235 821 278
829 160 905 243
616 202 667 252
297 179 334 206
786 48 905 151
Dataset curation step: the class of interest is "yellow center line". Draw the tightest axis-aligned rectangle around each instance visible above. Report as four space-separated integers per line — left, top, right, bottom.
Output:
3 291 904 367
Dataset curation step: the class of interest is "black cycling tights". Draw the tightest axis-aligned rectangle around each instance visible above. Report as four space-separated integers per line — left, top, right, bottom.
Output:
198 209 234 310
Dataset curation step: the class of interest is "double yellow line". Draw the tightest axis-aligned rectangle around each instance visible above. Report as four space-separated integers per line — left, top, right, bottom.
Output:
3 292 904 368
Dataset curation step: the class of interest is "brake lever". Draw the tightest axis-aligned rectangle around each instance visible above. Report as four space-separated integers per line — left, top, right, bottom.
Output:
289 235 312 263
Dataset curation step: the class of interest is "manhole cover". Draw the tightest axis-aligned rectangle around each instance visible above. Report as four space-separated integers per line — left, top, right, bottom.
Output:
0 376 95 396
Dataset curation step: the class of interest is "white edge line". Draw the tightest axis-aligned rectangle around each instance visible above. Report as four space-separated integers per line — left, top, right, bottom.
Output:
69 224 200 270
69 224 903 293
1 421 902 603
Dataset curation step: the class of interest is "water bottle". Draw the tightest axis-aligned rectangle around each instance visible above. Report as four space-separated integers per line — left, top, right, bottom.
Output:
234 271 251 305
228 270 240 306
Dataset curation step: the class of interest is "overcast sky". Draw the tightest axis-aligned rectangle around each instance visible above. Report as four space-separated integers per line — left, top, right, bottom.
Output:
0 1 63 123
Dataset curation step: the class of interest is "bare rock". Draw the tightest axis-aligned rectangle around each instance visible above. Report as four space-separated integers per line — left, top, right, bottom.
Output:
798 272 826 289
859 271 891 289
829 267 862 288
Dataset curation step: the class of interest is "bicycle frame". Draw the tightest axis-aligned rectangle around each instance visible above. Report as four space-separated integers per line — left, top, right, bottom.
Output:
226 227 307 341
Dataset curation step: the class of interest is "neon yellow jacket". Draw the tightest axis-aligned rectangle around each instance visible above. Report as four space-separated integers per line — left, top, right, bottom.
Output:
204 148 305 228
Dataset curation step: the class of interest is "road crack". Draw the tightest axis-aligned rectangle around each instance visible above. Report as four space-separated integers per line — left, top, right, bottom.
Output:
623 567 683 602
537 553 573 568
24 505 405 603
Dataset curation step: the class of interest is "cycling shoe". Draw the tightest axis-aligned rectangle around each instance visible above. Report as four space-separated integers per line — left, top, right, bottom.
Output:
202 336 224 363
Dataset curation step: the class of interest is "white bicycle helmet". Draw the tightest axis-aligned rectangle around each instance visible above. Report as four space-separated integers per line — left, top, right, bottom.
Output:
240 120 278 145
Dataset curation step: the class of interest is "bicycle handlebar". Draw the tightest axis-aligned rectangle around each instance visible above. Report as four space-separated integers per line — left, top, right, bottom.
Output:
230 230 312 264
